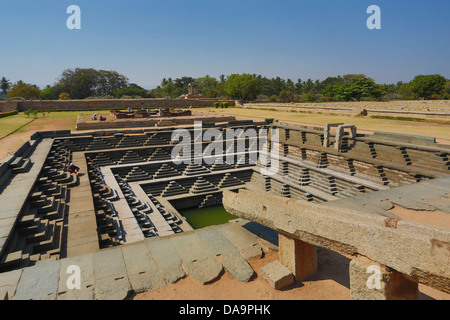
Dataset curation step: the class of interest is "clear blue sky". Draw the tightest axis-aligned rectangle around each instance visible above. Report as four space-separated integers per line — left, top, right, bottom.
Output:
1 0 449 88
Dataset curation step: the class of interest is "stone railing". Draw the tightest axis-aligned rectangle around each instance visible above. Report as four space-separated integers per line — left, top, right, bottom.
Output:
223 188 450 300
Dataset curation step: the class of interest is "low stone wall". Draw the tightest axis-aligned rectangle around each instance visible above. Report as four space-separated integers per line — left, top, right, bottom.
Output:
0 101 19 113
0 99 235 112
76 114 237 130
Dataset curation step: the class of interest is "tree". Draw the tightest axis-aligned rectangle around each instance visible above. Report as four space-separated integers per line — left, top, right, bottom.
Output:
410 74 447 100
113 83 153 98
7 81 41 100
54 68 129 99
442 82 450 100
1 77 10 95
343 74 366 84
196 76 219 98
224 74 261 102
278 90 295 102
40 85 62 100
59 92 71 100
302 79 315 93
347 78 385 101
398 83 414 100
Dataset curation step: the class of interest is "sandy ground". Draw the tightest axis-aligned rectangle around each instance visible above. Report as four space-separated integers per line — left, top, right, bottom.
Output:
133 247 450 301
0 118 75 161
389 205 450 230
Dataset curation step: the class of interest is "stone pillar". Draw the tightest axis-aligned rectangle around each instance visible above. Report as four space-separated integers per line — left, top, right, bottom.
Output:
334 126 344 151
349 256 419 300
323 124 331 147
278 231 317 281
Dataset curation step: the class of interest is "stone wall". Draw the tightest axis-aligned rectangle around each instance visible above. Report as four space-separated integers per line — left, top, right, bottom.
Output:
0 98 235 112
0 101 19 113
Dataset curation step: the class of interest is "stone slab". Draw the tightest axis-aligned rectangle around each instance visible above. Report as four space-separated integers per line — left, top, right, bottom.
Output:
219 222 263 260
93 248 128 281
171 233 223 284
121 243 166 293
0 269 22 299
94 277 132 300
196 228 255 282
58 253 95 300
14 260 61 300
145 237 185 284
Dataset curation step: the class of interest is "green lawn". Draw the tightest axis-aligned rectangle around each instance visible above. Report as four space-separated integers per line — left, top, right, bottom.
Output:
0 115 35 139
0 110 109 138
28 110 109 119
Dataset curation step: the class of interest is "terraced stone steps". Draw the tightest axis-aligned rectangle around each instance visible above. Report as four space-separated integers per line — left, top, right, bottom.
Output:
9 157 32 174
199 194 222 208
190 177 219 194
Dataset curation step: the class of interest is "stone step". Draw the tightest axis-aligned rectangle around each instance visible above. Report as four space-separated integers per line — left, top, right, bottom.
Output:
32 221 62 254
26 219 50 243
11 158 32 174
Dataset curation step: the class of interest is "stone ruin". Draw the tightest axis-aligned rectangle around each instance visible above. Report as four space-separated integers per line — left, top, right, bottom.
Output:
77 110 236 130
0 119 448 300
110 108 193 120
223 121 450 299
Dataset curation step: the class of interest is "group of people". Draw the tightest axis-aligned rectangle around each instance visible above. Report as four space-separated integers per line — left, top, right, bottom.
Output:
91 113 106 121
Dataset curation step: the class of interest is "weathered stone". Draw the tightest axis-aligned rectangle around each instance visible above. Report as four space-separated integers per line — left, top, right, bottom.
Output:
219 223 263 259
196 228 255 282
279 231 317 281
223 188 450 294
14 260 60 300
260 260 294 290
145 237 185 284
121 243 166 293
171 233 223 284
349 256 419 300
95 277 132 300
58 253 95 300
93 248 132 300
0 269 22 299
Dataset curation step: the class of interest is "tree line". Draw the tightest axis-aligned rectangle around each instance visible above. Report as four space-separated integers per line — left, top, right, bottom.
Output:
1 69 449 102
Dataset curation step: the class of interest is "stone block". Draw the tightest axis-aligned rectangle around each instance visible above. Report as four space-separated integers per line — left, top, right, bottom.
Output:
279 231 317 281
260 260 294 290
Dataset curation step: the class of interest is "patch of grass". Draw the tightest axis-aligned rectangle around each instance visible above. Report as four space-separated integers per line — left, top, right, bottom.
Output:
0 110 19 118
0 118 35 139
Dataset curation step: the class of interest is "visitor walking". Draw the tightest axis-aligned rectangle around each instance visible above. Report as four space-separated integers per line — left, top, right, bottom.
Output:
67 163 80 175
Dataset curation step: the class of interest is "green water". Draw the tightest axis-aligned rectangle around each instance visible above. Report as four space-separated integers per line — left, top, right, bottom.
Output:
180 205 236 229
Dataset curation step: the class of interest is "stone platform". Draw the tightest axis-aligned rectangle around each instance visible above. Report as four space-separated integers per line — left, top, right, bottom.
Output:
1 219 277 300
